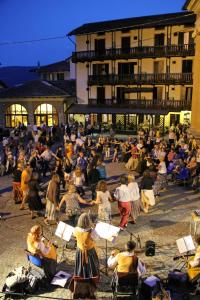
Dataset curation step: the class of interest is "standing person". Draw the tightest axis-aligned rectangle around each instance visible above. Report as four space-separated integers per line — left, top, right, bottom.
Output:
77 151 88 185
12 163 23 204
40 146 57 177
20 163 32 210
127 175 141 224
156 157 167 192
72 167 85 196
140 171 155 213
58 184 90 226
44 173 60 225
96 159 107 180
70 213 99 299
27 172 43 219
92 180 112 222
114 176 131 230
125 143 139 171
87 163 100 200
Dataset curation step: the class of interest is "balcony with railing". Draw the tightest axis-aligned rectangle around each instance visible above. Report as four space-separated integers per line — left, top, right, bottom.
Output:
88 98 191 111
88 73 193 85
72 44 195 62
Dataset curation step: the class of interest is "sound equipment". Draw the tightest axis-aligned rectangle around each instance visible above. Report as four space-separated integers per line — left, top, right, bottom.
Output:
145 240 155 256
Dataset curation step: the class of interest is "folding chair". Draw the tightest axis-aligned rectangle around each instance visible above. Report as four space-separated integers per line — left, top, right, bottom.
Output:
112 272 139 300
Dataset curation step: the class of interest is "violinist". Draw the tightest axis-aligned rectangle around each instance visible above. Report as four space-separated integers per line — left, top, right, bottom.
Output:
70 213 99 299
108 241 146 276
27 225 57 279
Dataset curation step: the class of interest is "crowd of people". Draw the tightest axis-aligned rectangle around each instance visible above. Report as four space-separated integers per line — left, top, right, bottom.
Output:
1 120 200 298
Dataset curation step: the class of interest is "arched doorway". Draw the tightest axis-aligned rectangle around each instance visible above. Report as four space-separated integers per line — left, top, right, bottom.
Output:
34 103 58 126
5 104 28 127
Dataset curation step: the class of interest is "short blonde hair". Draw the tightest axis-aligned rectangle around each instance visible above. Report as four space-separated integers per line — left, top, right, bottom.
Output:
128 174 135 183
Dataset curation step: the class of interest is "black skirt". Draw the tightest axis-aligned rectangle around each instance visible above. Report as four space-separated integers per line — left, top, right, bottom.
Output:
74 247 99 280
27 195 43 211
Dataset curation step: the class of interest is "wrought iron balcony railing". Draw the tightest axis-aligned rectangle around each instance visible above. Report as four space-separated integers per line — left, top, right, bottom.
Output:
88 73 193 85
72 44 195 62
88 98 191 111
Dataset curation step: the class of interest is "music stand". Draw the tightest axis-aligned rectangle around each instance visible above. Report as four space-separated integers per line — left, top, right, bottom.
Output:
174 235 196 270
125 229 142 249
55 221 75 262
91 222 120 276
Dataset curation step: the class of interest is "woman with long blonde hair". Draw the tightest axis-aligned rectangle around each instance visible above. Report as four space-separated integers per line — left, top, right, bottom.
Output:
27 225 57 278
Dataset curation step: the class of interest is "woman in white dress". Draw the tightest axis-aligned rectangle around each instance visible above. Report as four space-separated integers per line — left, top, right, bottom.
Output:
92 180 112 222
127 174 141 223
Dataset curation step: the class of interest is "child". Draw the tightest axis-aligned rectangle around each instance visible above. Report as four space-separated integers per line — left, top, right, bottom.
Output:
72 167 85 196
112 141 120 162
96 159 107 180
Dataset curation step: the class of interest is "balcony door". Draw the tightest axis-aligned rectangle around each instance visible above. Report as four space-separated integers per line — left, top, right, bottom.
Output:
97 87 105 104
93 64 109 75
121 36 130 53
178 32 194 45
154 61 164 73
185 87 193 102
117 87 125 104
153 87 163 105
95 39 105 55
182 60 193 73
154 33 165 46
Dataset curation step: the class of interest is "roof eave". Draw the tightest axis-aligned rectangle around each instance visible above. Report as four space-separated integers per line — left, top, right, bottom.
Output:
183 0 192 10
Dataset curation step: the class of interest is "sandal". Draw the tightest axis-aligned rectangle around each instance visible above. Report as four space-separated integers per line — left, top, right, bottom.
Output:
44 219 50 226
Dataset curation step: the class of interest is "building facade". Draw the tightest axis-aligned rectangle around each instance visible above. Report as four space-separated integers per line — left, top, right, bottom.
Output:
68 11 195 132
37 57 75 81
183 0 200 139
0 80 75 128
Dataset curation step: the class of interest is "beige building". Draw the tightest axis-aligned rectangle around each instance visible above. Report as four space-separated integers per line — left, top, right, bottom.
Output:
0 80 75 128
38 57 75 81
68 11 195 132
183 0 200 138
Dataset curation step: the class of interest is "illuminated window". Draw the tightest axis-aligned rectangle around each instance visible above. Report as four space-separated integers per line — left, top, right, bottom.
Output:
5 104 28 127
34 103 58 126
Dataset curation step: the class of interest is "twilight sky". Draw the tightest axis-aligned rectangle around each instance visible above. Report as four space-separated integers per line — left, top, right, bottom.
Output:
0 0 187 67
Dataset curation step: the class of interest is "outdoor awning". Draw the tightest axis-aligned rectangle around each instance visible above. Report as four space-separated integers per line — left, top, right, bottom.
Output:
66 104 168 115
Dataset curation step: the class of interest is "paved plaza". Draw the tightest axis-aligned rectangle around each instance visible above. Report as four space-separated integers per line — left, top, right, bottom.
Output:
0 160 200 299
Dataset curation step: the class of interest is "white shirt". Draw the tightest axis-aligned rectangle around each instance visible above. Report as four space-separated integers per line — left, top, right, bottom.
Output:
72 173 85 187
76 138 84 147
41 149 53 161
128 182 140 201
107 251 146 277
158 161 167 174
114 184 131 202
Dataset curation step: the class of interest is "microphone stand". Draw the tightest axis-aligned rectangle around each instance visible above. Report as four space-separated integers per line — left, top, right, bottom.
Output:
125 229 142 249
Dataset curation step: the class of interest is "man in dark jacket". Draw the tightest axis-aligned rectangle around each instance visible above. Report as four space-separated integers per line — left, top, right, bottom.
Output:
87 163 100 200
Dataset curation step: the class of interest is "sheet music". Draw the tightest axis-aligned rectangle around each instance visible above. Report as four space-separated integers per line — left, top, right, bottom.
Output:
91 222 120 242
184 235 195 252
51 271 71 287
176 235 195 254
55 221 74 242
